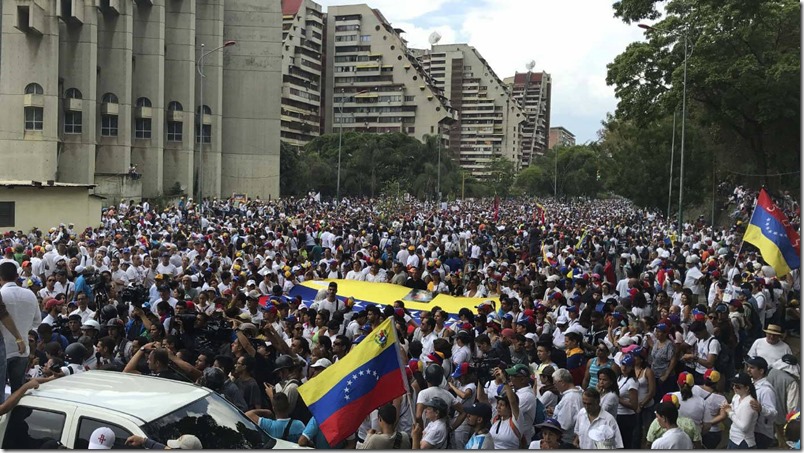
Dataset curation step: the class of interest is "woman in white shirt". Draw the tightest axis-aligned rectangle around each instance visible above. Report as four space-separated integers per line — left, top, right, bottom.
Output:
597 367 620 418
489 383 522 449
693 369 729 449
672 372 706 432
709 372 758 449
616 354 640 449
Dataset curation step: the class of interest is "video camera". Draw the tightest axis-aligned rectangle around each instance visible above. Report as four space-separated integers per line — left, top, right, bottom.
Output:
473 357 505 384
120 285 150 309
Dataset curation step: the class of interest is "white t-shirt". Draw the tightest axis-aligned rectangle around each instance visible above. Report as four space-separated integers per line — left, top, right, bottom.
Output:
489 416 521 449
617 376 638 415
694 336 721 374
651 427 693 449
421 418 448 448
671 391 706 430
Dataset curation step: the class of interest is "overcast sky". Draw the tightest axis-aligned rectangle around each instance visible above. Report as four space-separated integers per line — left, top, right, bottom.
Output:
315 0 648 143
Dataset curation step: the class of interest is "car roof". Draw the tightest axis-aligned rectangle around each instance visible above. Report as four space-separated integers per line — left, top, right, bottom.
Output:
29 370 210 422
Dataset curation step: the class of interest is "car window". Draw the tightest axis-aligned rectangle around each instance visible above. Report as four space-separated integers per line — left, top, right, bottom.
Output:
141 393 275 449
74 417 135 449
2 406 66 449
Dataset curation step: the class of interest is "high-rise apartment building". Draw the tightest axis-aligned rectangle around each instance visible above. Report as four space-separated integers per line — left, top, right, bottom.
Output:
416 44 526 176
323 4 455 141
548 126 575 150
0 0 282 203
281 0 324 148
505 71 552 166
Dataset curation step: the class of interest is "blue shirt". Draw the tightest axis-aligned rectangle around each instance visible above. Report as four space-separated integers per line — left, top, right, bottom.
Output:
258 417 305 443
74 275 93 300
466 433 495 449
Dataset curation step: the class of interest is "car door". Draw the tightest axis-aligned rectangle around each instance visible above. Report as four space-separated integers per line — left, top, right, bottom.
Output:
0 403 75 449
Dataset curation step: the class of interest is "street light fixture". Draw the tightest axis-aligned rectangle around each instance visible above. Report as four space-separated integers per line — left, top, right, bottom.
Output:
638 23 688 234
336 89 371 203
196 39 236 215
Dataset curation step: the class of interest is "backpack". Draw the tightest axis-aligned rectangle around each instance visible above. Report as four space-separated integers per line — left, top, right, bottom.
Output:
533 397 548 426
284 379 312 424
707 337 732 376
744 297 763 341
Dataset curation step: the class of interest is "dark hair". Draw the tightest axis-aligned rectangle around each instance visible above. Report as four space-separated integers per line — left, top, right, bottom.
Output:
656 401 679 425
377 403 398 425
214 355 235 375
597 368 619 395
241 355 256 375
583 387 601 401
565 332 582 344
0 262 18 281
272 392 290 414
151 348 169 367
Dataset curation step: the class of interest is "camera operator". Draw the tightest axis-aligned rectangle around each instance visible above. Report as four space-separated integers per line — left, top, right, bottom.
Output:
73 266 95 304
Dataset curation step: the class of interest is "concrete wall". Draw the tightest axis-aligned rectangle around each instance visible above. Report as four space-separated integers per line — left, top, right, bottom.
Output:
162 0 196 196
58 0 98 185
94 174 142 206
0 186 102 231
221 0 282 199
130 0 165 198
0 0 59 181
95 0 134 174
195 0 224 200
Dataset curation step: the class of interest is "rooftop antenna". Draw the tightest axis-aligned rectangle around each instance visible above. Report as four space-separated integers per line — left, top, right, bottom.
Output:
428 31 442 46
525 60 536 72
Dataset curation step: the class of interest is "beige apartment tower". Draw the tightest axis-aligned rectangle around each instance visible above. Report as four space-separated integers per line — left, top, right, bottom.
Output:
505 71 552 167
416 44 527 177
548 126 575 150
323 4 455 142
0 0 282 204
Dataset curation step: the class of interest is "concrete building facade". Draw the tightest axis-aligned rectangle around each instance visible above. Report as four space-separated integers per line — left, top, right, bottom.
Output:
416 44 526 177
323 4 455 142
548 126 575 150
280 0 324 149
505 71 552 167
0 0 282 205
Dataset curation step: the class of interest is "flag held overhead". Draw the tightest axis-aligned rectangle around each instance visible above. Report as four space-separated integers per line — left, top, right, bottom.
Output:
742 188 800 277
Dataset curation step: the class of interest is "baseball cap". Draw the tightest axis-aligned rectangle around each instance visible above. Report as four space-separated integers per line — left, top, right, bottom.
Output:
535 417 563 433
501 328 516 339
621 354 635 367
166 435 203 450
43 298 63 310
81 319 101 331
463 401 492 422
451 362 471 379
423 396 448 412
504 363 530 378
704 368 721 383
745 356 769 372
311 358 332 369
677 371 694 387
661 393 680 408
88 427 115 449
732 371 753 386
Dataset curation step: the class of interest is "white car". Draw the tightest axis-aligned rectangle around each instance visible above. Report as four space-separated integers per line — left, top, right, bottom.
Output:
0 371 305 449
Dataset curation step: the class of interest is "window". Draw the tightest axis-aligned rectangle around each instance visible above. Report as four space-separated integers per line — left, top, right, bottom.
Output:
195 124 211 144
197 105 211 115
101 92 118 104
2 406 64 448
24 107 43 130
25 83 43 95
135 97 151 108
359 35 370 42
167 121 183 142
101 114 118 136
64 111 82 134
73 417 133 450
65 88 82 99
135 118 151 139
167 101 183 112
141 394 272 449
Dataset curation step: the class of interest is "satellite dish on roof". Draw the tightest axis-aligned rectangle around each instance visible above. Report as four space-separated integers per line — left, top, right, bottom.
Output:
525 60 536 72
428 31 442 46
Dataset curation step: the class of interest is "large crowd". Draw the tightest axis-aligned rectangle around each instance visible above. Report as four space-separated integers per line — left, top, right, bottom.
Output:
0 188 800 449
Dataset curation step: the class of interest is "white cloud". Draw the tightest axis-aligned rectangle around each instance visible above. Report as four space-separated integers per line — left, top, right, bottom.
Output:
314 0 454 22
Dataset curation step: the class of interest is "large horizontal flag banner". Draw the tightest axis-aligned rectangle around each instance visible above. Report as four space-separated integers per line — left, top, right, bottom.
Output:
288 279 500 322
298 317 406 446
743 188 801 277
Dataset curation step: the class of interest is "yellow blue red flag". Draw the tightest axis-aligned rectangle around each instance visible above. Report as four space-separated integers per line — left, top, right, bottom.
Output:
742 188 800 276
297 317 406 446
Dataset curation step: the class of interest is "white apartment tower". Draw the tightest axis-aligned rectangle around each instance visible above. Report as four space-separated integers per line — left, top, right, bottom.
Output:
416 44 527 177
323 4 455 141
0 0 282 204
505 71 552 167
281 0 324 148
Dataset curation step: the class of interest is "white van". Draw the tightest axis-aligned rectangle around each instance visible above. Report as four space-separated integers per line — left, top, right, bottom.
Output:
0 370 304 449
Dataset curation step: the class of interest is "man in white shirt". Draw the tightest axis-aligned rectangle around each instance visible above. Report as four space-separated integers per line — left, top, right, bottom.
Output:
747 324 792 366
651 401 693 449
574 388 623 449
745 356 778 448
0 262 41 395
69 293 95 324
552 368 583 445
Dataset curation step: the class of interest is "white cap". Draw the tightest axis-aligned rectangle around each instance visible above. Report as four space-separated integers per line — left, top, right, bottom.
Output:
524 333 539 343
246 279 256 286
166 435 203 450
546 275 560 283
311 358 332 369
556 315 569 325
88 427 115 449
672 279 682 285
617 336 635 347
75 265 85 274
81 319 101 330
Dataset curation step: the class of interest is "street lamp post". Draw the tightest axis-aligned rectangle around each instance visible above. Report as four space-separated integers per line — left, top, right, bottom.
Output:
196 39 236 215
668 109 677 220
639 23 688 234
336 89 370 203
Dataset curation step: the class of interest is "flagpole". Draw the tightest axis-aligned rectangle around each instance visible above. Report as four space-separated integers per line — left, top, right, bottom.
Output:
736 190 760 259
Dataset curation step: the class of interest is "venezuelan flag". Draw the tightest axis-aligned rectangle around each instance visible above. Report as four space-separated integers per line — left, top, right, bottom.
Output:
743 188 801 277
298 317 406 446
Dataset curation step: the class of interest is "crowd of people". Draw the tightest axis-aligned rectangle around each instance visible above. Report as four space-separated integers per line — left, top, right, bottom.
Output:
0 189 800 449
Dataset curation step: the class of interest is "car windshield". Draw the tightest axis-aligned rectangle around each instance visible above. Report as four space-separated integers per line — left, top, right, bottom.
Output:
140 392 275 449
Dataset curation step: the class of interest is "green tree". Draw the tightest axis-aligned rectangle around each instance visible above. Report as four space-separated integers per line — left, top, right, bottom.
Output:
487 157 516 198
607 0 800 190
